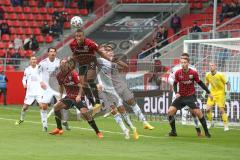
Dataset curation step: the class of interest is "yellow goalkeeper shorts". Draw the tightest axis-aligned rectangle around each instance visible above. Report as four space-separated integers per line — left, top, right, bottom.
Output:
207 94 225 108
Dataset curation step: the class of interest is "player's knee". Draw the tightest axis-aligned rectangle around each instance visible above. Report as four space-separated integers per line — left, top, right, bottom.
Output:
117 106 126 113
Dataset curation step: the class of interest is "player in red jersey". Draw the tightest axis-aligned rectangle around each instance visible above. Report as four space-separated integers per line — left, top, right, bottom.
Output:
167 56 213 138
49 58 103 138
69 29 111 108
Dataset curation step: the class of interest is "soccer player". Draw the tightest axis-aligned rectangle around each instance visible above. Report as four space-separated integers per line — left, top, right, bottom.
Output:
168 53 202 136
69 29 112 109
97 45 139 139
168 56 212 138
38 47 62 132
205 62 231 131
49 58 103 138
15 56 44 127
98 45 154 130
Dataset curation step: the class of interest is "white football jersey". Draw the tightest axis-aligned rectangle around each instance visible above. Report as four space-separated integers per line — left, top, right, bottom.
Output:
97 58 126 91
22 65 42 96
168 64 197 85
38 57 60 87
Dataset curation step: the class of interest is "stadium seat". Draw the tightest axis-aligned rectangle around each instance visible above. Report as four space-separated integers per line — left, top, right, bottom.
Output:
36 35 44 43
28 1 38 7
32 7 40 14
21 21 29 27
1 0 11 5
79 9 88 16
45 35 53 43
64 22 71 29
6 65 15 71
31 21 39 28
18 14 26 21
0 42 5 49
23 7 32 13
26 14 34 21
16 28 24 35
39 7 47 14
1 34 10 41
35 14 44 21
25 28 33 35
12 21 21 27
47 8 55 14
8 13 18 20
14 6 23 13
53 1 63 8
0 50 5 57
25 50 34 58
33 28 41 35
5 6 14 13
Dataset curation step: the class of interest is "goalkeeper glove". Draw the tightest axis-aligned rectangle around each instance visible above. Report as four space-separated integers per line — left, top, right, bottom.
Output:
226 91 231 102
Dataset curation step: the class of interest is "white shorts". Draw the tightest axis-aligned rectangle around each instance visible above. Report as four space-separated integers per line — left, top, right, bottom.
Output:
40 88 59 104
99 89 123 108
24 95 42 105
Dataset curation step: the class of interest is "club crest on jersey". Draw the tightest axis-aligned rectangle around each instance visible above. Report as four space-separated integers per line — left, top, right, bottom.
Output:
84 46 89 51
189 74 193 79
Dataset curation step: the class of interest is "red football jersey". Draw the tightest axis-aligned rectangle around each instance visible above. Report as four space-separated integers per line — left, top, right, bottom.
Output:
57 70 80 99
174 68 200 97
69 38 98 65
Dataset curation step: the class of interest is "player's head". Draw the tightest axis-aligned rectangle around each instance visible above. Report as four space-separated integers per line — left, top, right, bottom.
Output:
30 56 37 67
74 29 85 43
180 56 189 70
60 58 69 73
181 53 190 59
47 47 57 62
99 44 114 57
209 62 217 73
67 57 76 70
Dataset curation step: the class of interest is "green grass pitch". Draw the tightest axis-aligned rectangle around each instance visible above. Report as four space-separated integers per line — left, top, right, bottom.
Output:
0 106 240 160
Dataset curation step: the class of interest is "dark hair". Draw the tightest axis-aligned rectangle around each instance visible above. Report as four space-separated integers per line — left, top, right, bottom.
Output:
181 57 190 62
76 28 84 34
47 47 57 52
181 53 189 58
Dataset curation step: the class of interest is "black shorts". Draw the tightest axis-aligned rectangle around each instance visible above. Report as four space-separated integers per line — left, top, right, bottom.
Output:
60 97 87 110
78 61 97 76
171 95 199 110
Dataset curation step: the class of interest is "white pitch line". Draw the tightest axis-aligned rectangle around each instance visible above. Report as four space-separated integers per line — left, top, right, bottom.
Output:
0 117 165 139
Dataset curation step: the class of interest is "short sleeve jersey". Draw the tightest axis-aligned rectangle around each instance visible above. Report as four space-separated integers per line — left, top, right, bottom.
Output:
69 38 98 65
174 68 200 96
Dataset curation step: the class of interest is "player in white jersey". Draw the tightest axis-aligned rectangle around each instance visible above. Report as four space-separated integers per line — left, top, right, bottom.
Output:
98 45 154 132
15 56 44 127
38 47 66 131
168 53 202 136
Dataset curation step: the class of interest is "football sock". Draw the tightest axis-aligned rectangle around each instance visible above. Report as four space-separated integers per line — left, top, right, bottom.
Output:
131 103 146 122
199 116 209 133
40 109 48 128
121 112 135 130
114 113 128 133
54 110 62 130
88 119 100 134
168 115 176 132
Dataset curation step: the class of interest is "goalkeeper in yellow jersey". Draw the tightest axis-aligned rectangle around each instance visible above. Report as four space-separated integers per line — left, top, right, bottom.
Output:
205 62 231 131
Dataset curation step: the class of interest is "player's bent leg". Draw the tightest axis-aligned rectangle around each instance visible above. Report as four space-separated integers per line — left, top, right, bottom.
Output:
189 109 202 136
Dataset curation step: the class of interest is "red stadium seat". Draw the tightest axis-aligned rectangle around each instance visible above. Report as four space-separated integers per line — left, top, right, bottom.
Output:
5 6 14 13
47 8 55 14
25 50 34 58
21 21 29 27
39 7 48 14
33 28 41 35
23 7 32 13
34 14 43 21
6 65 15 71
14 6 23 13
29 1 38 7
32 7 40 14
25 28 33 35
36 35 44 43
45 35 53 43
12 21 21 27
64 22 71 29
18 14 26 21
0 42 5 49
7 13 18 20
16 28 24 35
0 50 5 57
26 14 34 21
1 34 10 41
79 9 88 16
